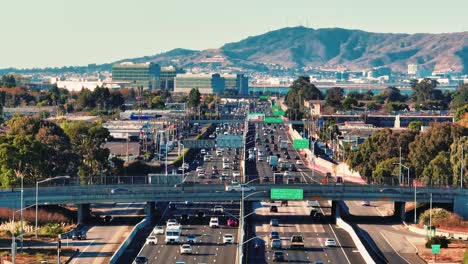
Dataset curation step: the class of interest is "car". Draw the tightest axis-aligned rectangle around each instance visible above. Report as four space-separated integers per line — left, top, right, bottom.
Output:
289 164 297 171
258 156 264 161
180 244 192 254
212 165 218 170
311 212 324 220
222 157 230 162
196 166 204 172
103 215 113 224
380 188 399 193
223 163 230 169
270 205 278 212
200 149 206 155
227 218 238 227
295 160 303 165
186 234 197 244
169 203 177 210
209 217 219 228
110 188 130 194
231 179 239 185
262 176 270 182
133 256 148 264
361 201 371 206
213 205 224 214
285 155 291 160
273 251 285 262
223 234 235 244
271 238 282 249
278 158 284 163
313 261 325 264
146 236 157 245
270 219 279 226
221 171 229 177
203 156 211 162
167 219 178 225
197 172 206 178
270 231 280 239
153 225 164 235
283 171 290 177
325 238 336 247
232 171 240 177
71 230 86 240
179 214 189 223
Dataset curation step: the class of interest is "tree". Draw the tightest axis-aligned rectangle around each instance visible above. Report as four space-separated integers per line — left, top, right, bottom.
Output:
325 87 344 108
450 137 468 187
342 97 359 111
408 121 423 131
0 75 16 88
449 84 468 110
384 102 408 113
422 151 452 186
376 87 406 103
409 122 467 180
372 157 401 184
188 88 201 108
75 88 95 110
411 78 438 103
151 96 165 109
454 104 468 122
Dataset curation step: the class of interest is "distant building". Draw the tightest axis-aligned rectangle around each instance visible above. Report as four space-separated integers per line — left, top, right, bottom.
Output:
3 106 58 120
174 73 225 95
160 66 185 90
222 73 248 95
408 64 419 76
112 62 161 89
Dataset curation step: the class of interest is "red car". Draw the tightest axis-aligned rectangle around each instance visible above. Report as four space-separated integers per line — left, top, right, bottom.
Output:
227 218 238 227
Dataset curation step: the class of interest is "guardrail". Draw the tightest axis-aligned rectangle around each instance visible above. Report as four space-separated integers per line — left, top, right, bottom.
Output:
109 218 148 264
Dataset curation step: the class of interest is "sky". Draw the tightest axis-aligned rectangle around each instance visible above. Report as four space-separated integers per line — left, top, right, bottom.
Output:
2 0 467 68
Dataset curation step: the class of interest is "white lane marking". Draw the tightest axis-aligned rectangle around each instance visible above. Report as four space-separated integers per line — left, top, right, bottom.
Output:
71 239 96 264
380 232 411 264
319 204 351 264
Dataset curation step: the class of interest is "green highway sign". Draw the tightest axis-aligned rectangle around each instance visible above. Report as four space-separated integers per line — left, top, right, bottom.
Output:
293 139 309 149
264 117 283 124
271 189 304 200
217 135 243 148
181 140 216 149
431 244 441 254
260 96 269 100
273 110 285 116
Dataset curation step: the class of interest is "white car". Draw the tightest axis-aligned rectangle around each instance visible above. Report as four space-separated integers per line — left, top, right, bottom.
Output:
180 244 192 254
225 184 256 192
325 238 336 247
196 167 204 172
153 226 164 235
200 149 206 155
209 217 219 228
231 179 239 185
232 171 240 177
258 156 264 161
204 156 212 162
223 157 230 162
283 171 291 177
146 236 157 245
167 219 178 226
223 163 230 169
221 171 229 177
223 234 235 244
296 160 303 165
213 205 224 214
197 172 206 178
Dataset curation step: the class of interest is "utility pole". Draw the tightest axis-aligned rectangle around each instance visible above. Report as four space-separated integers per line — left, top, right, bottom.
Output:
399 147 402 185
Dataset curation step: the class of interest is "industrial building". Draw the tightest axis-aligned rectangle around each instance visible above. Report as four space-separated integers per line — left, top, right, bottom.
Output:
174 73 248 95
112 62 161 89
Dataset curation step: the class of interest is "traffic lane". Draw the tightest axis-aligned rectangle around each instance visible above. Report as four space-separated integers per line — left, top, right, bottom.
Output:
141 202 240 264
249 201 327 264
345 201 425 264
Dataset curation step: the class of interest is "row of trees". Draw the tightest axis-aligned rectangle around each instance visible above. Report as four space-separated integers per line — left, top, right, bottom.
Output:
346 123 467 186
284 77 468 119
0 116 120 187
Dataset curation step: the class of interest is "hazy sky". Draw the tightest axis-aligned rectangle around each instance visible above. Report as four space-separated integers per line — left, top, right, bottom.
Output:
2 0 467 68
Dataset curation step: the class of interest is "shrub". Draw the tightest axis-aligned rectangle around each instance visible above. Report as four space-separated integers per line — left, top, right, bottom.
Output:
425 235 450 248
418 208 450 226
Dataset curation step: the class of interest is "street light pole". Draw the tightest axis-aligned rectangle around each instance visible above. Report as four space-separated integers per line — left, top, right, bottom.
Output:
36 176 70 238
414 182 417 224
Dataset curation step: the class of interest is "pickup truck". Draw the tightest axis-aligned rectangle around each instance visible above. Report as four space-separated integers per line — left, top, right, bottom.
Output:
225 184 256 192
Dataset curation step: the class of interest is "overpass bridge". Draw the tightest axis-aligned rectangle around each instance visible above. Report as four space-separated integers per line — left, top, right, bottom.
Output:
1 184 466 222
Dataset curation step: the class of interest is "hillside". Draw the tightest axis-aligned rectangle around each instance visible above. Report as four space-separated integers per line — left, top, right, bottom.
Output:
142 27 468 74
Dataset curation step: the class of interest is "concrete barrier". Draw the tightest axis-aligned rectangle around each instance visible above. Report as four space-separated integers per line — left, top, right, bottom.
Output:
407 224 468 240
336 202 376 264
109 218 148 264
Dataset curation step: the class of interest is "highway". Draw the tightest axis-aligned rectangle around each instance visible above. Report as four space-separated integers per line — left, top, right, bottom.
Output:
136 201 240 264
69 203 145 264
344 201 426 264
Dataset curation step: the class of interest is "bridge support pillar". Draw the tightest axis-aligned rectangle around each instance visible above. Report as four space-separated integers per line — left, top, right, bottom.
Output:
77 204 91 225
394 201 406 221
454 194 468 218
330 200 338 224
145 202 156 221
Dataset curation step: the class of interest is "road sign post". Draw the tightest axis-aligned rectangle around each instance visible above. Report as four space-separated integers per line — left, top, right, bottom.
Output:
431 244 440 261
